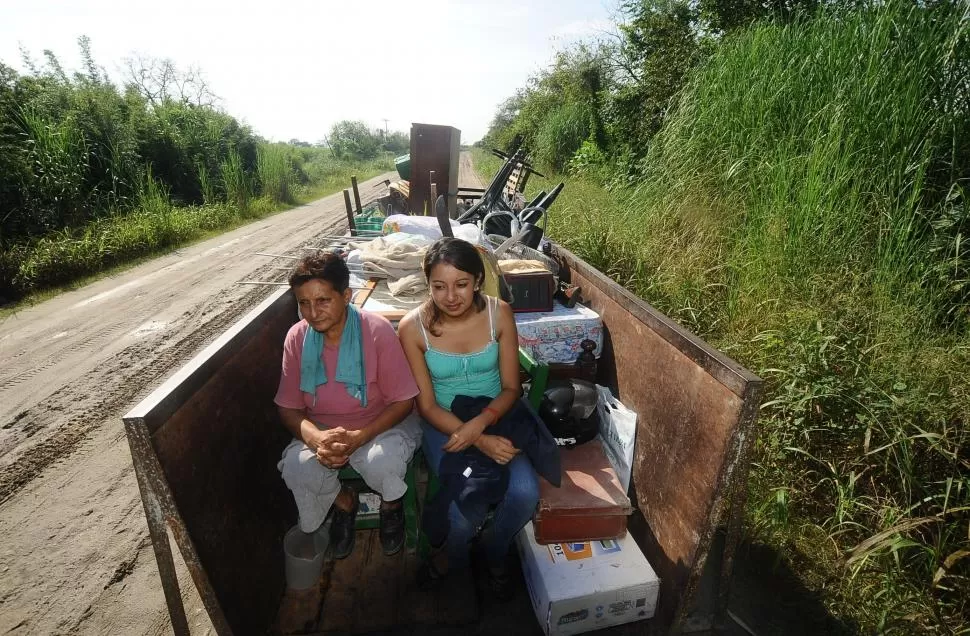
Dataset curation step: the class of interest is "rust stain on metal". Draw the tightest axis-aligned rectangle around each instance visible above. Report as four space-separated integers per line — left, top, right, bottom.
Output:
123 289 298 635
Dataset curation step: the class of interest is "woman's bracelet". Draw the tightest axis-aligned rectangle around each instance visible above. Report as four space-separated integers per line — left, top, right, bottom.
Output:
482 406 500 426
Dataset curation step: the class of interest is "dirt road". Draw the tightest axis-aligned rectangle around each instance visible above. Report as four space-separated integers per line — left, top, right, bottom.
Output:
0 172 401 635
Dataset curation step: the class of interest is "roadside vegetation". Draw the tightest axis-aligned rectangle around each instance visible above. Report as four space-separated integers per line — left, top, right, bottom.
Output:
0 40 403 304
479 0 969 632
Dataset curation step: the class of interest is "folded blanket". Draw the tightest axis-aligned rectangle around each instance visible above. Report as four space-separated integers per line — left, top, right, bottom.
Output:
349 235 429 283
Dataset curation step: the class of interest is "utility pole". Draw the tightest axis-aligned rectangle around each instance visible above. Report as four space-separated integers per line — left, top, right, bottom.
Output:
382 118 389 137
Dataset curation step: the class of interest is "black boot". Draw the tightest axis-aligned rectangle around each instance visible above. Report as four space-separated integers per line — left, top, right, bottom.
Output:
330 488 358 560
488 560 514 602
379 500 405 556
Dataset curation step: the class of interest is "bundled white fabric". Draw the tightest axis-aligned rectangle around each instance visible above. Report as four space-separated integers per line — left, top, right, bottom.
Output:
388 272 426 296
348 233 430 295
382 214 485 245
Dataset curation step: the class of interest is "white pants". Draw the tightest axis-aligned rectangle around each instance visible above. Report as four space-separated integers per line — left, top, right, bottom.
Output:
278 412 422 532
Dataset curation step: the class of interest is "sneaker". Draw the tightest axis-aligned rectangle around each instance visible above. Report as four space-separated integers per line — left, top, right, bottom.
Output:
379 502 405 556
330 490 358 560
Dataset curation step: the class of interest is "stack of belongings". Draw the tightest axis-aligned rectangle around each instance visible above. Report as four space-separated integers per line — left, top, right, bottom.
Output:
515 378 660 635
345 233 430 297
533 378 632 543
345 215 492 298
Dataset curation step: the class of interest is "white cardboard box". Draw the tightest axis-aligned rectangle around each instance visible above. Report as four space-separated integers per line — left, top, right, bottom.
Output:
516 521 659 636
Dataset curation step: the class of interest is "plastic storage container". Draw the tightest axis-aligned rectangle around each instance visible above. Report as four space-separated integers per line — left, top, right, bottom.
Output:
394 154 411 180
283 522 330 590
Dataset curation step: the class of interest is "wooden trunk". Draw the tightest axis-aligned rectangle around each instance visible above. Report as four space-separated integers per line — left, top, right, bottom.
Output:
533 439 633 544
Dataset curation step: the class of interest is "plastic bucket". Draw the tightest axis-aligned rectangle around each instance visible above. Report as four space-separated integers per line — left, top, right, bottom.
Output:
283 522 330 590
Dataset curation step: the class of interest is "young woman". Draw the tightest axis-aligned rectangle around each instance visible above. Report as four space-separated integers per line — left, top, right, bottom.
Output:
398 237 539 597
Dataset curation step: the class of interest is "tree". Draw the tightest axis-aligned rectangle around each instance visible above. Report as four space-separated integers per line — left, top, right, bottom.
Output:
122 54 219 107
326 120 381 160
382 130 409 155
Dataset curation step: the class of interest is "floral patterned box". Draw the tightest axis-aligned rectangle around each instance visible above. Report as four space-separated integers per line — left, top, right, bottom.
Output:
514 302 603 365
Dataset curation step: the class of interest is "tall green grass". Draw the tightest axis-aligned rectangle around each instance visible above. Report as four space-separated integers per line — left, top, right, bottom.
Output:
1 153 392 302
257 143 293 205
220 150 252 215
474 2 970 630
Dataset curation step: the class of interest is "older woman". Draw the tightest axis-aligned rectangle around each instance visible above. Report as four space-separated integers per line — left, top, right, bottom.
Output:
275 252 421 558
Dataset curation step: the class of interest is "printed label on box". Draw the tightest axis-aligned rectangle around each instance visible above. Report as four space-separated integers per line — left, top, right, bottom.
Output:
548 538 623 563
557 609 589 627
357 492 381 518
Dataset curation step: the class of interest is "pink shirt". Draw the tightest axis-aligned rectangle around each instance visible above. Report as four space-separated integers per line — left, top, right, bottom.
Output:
274 310 419 431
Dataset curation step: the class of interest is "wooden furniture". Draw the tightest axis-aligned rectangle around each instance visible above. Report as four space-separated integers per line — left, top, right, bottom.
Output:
407 123 460 218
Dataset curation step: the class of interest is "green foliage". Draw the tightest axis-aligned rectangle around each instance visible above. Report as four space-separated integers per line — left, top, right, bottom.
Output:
219 150 251 215
566 139 608 178
256 143 293 205
482 47 607 171
327 120 382 160
381 130 409 155
0 39 259 246
474 1 970 629
0 41 397 301
534 101 592 172
606 0 708 159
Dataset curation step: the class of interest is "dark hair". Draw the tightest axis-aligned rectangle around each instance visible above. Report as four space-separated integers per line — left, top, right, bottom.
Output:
422 237 486 336
288 251 350 292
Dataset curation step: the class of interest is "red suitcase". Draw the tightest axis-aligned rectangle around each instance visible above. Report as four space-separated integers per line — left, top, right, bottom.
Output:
533 438 634 544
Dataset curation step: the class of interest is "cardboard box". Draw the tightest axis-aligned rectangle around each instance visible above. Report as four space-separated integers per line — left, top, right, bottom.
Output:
516 521 659 636
357 492 382 519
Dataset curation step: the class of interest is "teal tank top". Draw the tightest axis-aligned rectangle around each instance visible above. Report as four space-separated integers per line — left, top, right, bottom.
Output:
420 296 502 410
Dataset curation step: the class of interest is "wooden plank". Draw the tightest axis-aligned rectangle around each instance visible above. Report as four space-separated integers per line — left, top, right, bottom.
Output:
351 278 379 307
343 189 356 232
318 529 477 633
351 175 363 215
372 309 407 323
353 532 398 631
275 561 332 635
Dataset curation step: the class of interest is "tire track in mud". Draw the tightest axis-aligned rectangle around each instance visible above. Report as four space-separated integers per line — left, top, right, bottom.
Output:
0 219 346 506
0 321 128 393
0 291 257 505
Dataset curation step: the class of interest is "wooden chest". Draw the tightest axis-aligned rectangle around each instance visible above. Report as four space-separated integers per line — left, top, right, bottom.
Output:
505 270 555 313
532 438 633 544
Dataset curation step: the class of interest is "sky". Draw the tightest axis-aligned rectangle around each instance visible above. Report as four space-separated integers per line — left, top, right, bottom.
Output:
2 0 619 144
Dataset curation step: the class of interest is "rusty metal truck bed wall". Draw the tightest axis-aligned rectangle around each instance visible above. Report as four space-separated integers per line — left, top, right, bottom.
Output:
559 247 762 631
123 288 297 635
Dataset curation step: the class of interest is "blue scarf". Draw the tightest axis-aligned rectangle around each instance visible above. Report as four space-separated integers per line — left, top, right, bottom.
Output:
299 303 367 407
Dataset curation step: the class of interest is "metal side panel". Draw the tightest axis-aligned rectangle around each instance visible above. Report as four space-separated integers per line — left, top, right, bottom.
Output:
558 247 763 634
123 287 297 634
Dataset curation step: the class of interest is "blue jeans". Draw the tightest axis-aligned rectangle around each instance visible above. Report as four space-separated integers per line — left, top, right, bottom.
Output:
421 419 540 569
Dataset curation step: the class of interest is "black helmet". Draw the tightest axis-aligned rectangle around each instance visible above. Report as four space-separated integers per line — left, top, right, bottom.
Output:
539 378 599 447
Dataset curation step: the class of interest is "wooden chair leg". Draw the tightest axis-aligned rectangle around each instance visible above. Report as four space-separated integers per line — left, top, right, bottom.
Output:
404 455 419 552
418 467 440 560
